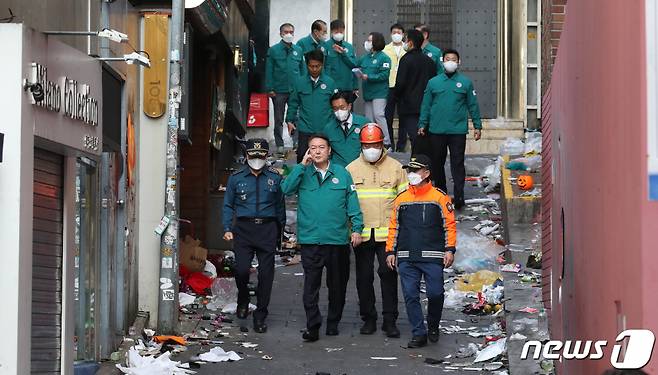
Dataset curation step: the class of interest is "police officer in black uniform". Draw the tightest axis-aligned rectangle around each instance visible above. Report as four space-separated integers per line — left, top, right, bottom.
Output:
222 139 286 333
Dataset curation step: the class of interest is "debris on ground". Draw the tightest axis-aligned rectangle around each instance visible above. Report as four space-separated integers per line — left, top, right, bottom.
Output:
474 337 507 363
198 346 242 362
116 347 194 375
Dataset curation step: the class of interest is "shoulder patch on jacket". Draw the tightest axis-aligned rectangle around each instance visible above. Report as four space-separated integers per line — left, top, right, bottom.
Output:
445 201 454 213
268 167 281 175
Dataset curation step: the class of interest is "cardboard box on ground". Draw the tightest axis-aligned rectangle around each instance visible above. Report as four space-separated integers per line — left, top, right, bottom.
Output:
180 235 208 273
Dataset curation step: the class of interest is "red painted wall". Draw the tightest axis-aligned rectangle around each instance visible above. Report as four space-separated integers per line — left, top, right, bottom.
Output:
544 1 658 373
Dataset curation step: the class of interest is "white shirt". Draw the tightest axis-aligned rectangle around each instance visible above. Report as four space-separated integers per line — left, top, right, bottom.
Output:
311 76 320 85
342 114 353 131
394 45 403 58
314 161 330 180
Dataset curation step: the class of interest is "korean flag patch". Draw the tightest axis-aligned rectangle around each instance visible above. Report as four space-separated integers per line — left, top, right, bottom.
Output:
446 202 454 213
321 83 327 90
383 62 390 68
472 90 477 96
350 184 357 191
456 82 463 88
332 177 340 184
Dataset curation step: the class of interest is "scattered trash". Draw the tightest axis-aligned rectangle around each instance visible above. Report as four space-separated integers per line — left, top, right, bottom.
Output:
509 333 528 341
262 355 273 360
239 342 259 348
455 270 503 292
221 302 257 314
198 346 242 362
325 347 344 352
500 138 525 155
116 347 194 375
500 263 521 273
455 343 479 358
453 235 505 273
526 251 542 269
474 338 507 363
178 292 196 307
153 336 186 346
371 357 398 360
519 187 541 197
443 289 470 310
240 326 249 333
540 359 555 372
519 307 539 313
207 278 238 311
294 272 304 276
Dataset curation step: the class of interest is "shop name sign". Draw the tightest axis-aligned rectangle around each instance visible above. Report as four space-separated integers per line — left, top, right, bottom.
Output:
30 62 99 127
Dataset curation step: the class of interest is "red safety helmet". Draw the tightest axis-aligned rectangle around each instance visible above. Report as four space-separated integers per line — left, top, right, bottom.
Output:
360 124 385 144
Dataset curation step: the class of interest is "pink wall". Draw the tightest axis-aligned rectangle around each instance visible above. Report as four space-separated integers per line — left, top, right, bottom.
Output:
545 0 658 373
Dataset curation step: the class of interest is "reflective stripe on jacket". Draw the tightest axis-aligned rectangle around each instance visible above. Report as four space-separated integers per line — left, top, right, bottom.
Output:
346 152 407 242
385 183 457 263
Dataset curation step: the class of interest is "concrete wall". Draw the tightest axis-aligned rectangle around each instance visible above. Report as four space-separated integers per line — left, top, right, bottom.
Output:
0 0 100 54
0 24 33 375
546 1 658 373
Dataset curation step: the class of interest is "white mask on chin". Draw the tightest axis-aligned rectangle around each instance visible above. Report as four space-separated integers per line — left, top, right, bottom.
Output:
363 148 383 162
247 158 267 170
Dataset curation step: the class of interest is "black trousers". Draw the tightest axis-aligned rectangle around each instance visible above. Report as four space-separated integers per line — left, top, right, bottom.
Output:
354 235 399 323
233 220 278 321
300 244 350 330
427 133 467 200
296 132 312 164
384 88 397 148
397 114 420 152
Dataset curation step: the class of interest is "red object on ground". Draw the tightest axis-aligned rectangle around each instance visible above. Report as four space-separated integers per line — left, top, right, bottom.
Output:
180 264 214 294
247 93 269 127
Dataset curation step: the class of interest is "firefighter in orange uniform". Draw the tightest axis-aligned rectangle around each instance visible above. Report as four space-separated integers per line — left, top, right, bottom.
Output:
385 154 457 348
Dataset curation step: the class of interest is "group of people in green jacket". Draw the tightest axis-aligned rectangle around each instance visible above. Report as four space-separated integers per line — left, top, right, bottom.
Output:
265 20 482 210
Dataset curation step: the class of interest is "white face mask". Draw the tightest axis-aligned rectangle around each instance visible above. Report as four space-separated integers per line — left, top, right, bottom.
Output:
364 40 373 52
333 33 344 42
443 60 459 73
334 109 350 122
407 172 424 186
247 158 267 170
402 42 410 51
391 33 403 44
363 148 383 163
282 33 294 44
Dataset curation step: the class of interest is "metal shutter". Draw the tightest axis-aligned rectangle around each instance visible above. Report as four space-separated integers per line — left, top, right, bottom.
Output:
32 148 64 374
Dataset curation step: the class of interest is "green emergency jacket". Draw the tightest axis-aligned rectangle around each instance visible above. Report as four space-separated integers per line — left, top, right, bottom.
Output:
418 72 482 134
358 51 391 101
325 39 358 91
323 113 369 167
286 74 337 134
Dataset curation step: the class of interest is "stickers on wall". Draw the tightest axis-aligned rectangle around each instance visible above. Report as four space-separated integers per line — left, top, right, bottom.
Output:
162 257 173 269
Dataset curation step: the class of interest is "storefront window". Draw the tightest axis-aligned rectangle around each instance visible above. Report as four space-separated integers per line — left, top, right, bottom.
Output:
74 159 99 361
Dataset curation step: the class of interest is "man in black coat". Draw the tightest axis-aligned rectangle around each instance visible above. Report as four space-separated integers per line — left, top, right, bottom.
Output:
394 29 437 152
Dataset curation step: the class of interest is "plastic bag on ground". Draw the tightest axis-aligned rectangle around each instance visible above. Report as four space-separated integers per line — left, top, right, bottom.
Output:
524 132 542 154
443 288 469 309
456 270 503 292
475 338 507 363
453 232 505 273
499 137 525 155
203 260 217 279
509 155 541 172
206 278 237 311
198 346 242 362
221 302 257 314
116 348 194 375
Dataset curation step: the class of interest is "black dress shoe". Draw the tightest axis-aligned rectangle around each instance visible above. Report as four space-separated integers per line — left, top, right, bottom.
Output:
325 325 339 336
236 304 249 319
253 320 267 333
382 321 400 338
407 335 428 348
360 320 376 335
302 328 319 342
454 197 465 210
428 327 440 343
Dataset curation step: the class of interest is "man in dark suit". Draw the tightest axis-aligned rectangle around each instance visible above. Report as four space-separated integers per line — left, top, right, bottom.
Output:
394 29 437 152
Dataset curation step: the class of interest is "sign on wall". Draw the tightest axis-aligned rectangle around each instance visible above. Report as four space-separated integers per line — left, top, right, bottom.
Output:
143 13 169 118
21 25 103 156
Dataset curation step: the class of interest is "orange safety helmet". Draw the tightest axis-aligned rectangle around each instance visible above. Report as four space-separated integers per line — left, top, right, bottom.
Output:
360 124 385 144
517 175 534 190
